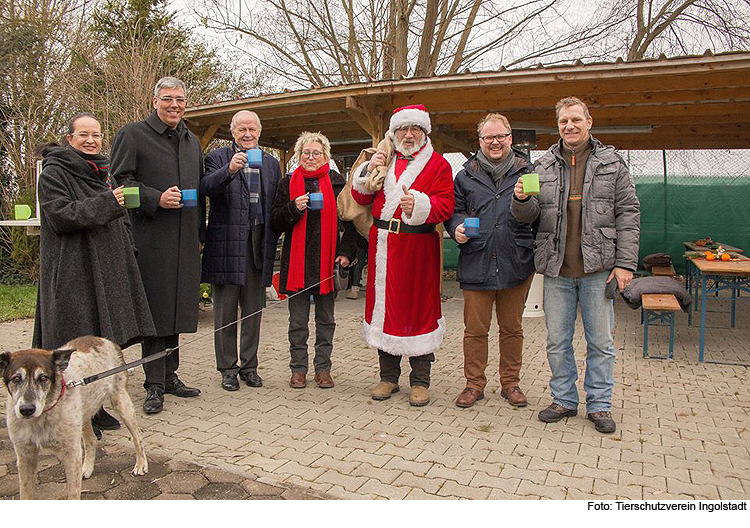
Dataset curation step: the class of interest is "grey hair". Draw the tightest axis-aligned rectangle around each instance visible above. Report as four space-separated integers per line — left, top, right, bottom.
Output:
153 76 186 97
294 131 331 162
230 110 262 132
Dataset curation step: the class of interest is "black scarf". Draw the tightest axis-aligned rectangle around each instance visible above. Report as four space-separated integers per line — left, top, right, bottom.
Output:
71 146 115 189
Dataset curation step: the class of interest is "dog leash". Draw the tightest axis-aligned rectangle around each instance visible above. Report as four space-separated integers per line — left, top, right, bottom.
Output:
65 273 344 388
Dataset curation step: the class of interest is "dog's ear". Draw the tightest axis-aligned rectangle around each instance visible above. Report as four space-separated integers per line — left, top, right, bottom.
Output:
52 348 74 372
0 352 10 377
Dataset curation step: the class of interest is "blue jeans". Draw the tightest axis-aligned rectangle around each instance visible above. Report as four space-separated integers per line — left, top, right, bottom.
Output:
543 271 615 413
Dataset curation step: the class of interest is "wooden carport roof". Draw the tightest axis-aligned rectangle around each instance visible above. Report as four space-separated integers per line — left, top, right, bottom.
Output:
184 51 750 162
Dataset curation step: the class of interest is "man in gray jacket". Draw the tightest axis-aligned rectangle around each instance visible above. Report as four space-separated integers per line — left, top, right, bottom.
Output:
511 96 640 434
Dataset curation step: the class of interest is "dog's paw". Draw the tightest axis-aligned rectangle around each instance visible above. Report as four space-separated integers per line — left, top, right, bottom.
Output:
82 458 95 479
132 459 148 476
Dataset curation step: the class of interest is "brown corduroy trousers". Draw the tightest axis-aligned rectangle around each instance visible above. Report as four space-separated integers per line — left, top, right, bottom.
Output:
462 273 534 392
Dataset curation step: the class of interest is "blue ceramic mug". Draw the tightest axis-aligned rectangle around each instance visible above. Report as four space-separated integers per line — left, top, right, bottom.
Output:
181 189 198 208
245 149 262 169
464 217 480 238
308 192 324 210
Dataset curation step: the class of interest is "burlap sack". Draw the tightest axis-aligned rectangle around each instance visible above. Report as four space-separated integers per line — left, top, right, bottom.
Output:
337 136 394 238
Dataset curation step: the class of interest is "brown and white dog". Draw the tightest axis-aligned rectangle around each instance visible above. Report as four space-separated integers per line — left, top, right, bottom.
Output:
0 336 148 499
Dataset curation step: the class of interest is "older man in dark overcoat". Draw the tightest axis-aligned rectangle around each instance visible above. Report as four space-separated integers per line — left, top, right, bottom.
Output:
110 76 204 414
200 110 281 391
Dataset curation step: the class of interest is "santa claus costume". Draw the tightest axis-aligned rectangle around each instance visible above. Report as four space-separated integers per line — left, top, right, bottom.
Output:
351 105 455 395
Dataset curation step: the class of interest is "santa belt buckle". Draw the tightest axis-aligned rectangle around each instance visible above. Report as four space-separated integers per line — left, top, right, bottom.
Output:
388 218 401 234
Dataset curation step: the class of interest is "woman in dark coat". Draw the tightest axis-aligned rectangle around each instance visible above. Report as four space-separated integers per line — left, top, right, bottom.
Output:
271 131 355 389
33 113 156 433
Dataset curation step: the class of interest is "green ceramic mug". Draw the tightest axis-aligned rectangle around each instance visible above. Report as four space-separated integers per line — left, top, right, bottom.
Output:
123 187 140 208
14 204 31 220
522 173 540 196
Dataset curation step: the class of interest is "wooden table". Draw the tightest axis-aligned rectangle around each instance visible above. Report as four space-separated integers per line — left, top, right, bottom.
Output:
652 264 676 276
683 241 744 252
687 255 750 364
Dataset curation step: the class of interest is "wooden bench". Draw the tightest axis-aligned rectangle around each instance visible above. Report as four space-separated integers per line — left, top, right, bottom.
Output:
642 293 681 359
651 264 676 277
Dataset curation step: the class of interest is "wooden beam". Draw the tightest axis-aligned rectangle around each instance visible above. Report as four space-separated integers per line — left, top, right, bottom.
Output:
200 124 220 150
433 126 475 154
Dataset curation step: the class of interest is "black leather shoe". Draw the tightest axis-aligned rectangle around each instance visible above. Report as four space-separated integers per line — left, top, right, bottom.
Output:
164 376 201 398
538 403 577 423
143 387 164 414
221 373 240 391
588 411 617 433
239 371 263 388
92 407 120 430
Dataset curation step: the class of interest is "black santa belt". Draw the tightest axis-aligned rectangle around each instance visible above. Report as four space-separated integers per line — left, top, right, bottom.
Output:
374 218 435 234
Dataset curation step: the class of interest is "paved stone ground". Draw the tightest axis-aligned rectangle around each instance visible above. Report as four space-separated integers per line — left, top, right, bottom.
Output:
0 425 327 499
1 278 749 500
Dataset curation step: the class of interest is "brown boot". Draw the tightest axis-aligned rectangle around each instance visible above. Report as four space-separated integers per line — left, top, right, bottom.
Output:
409 386 430 407
455 387 484 408
346 286 360 300
314 371 334 388
371 381 399 400
289 372 307 389
500 386 528 407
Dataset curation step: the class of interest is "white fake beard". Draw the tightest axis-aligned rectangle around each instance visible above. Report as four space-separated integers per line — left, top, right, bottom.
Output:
395 135 427 156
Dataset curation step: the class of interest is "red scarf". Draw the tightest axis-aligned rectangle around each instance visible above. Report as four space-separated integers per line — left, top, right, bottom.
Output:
287 162 337 294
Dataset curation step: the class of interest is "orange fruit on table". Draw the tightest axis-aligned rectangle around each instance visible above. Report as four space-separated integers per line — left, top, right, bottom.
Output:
721 253 731 261
706 253 716 261
704 251 712 257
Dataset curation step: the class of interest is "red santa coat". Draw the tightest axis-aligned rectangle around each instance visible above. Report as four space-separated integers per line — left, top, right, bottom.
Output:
351 139 455 356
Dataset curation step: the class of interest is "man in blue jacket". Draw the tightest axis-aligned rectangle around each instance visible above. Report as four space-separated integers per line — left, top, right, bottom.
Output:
200 110 282 391
446 114 535 409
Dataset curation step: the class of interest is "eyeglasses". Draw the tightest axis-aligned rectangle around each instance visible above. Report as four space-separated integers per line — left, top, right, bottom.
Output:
396 125 424 135
480 133 512 143
73 132 104 140
157 96 186 104
301 150 324 159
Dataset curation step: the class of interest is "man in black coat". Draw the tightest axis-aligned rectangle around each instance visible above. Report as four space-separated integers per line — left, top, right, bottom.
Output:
110 76 204 414
445 113 536 409
200 110 282 391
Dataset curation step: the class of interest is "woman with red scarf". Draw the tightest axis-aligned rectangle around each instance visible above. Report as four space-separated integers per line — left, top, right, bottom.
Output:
271 131 355 389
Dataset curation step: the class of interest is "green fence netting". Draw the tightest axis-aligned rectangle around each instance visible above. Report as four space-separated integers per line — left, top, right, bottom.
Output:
636 176 750 273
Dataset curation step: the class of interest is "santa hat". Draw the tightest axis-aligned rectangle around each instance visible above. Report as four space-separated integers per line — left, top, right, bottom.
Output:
389 104 431 136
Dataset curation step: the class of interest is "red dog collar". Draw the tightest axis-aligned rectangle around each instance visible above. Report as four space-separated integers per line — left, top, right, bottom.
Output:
43 377 66 413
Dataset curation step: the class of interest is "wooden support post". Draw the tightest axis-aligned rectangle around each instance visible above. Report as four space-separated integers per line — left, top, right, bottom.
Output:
428 132 450 293
282 148 295 174
200 124 220 151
